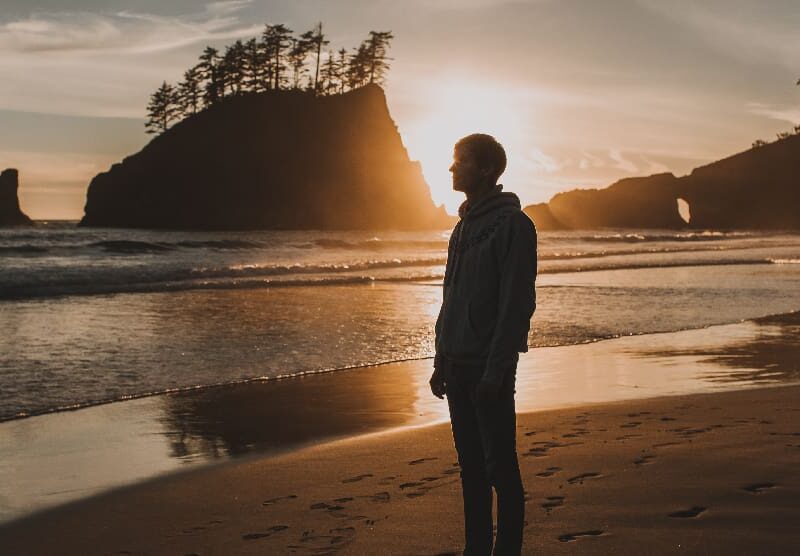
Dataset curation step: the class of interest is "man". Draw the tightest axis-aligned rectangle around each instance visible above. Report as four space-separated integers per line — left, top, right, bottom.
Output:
430 133 537 555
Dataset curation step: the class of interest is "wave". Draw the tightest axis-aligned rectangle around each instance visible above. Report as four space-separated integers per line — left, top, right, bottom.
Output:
0 257 449 300
0 244 49 254
0 237 450 256
569 230 758 243
2 255 792 301
312 238 448 250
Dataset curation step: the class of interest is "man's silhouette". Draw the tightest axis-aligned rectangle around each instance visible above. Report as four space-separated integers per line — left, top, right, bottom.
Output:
430 134 537 555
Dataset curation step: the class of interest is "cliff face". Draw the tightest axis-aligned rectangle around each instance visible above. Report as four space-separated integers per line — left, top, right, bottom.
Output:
80 85 453 230
527 134 800 230
0 169 33 227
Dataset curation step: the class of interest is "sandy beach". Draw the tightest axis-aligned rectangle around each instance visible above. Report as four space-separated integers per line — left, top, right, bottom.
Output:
2 380 799 555
2 312 800 554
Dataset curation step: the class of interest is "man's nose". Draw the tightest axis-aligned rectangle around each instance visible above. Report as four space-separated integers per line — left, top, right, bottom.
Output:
448 163 455 173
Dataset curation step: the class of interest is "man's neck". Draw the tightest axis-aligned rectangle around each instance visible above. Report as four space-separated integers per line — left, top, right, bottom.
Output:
465 183 497 207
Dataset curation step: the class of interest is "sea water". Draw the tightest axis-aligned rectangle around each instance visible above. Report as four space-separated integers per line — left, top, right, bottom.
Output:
2 223 800 421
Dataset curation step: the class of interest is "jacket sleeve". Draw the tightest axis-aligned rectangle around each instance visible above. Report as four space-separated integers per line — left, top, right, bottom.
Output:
434 222 461 370
482 213 537 385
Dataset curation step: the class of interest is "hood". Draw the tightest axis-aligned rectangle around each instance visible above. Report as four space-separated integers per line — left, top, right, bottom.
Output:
457 183 521 220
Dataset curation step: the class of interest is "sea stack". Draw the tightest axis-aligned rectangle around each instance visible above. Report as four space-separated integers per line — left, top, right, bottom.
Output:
80 84 453 230
525 134 800 231
0 169 33 227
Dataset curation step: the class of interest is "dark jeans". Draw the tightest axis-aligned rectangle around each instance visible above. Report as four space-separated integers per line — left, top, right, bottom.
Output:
445 359 525 556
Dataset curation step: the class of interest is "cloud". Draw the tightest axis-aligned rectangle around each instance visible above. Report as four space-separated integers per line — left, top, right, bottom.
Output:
0 2 264 116
523 147 561 173
0 1 260 55
608 149 638 173
747 102 800 126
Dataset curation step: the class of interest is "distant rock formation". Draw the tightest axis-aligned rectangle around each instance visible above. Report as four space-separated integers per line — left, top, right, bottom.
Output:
0 169 33 227
80 85 454 230
526 134 800 230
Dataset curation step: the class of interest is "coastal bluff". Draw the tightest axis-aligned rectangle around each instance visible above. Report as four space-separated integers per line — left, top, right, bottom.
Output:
525 134 800 230
80 85 453 230
0 169 33 226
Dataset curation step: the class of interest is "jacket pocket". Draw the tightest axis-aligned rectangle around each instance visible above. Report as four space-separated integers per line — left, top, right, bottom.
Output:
467 295 497 344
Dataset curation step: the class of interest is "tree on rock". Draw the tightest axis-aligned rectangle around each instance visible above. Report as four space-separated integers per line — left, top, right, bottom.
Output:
145 82 180 134
346 43 370 90
288 34 314 89
365 31 393 85
178 66 202 115
198 47 222 107
305 22 329 94
262 24 293 90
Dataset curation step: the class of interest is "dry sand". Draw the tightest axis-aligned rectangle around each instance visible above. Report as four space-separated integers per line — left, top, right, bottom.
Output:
1 384 798 555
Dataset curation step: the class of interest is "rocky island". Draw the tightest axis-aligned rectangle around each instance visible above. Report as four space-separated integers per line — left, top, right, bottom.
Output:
525 134 800 230
0 169 33 227
80 85 453 230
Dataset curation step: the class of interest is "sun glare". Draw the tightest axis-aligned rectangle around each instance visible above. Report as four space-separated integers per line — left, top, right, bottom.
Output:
401 79 532 215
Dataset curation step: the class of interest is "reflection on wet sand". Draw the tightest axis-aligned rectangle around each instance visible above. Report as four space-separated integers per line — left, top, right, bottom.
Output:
633 311 800 385
159 361 428 461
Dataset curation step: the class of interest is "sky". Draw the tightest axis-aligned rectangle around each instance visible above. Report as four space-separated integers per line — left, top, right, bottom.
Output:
1 0 799 219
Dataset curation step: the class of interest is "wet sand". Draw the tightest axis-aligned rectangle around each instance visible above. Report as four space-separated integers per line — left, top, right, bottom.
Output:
1 312 800 553
1 384 799 554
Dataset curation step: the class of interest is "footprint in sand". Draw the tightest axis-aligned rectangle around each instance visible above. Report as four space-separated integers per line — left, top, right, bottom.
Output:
262 494 298 506
634 455 655 466
742 482 777 494
342 473 373 483
536 466 562 478
310 502 346 511
242 525 289 540
668 506 706 518
290 525 356 551
567 472 602 485
652 441 682 449
370 491 391 503
409 457 438 465
620 421 642 429
541 496 565 512
406 489 430 498
558 530 604 542
400 481 425 489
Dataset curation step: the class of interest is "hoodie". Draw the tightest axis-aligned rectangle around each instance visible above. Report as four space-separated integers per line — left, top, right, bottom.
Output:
434 184 538 385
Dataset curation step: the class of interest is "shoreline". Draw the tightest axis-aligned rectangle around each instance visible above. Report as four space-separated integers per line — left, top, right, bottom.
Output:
2 384 799 554
2 310 800 528
4 306 799 424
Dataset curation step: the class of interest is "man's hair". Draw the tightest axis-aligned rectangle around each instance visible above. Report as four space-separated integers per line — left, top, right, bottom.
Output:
455 133 507 185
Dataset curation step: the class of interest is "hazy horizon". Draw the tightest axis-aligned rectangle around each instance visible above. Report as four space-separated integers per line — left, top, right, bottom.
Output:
2 0 799 220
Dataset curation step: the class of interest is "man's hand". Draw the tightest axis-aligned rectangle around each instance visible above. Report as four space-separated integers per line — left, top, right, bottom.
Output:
429 367 446 399
475 380 501 404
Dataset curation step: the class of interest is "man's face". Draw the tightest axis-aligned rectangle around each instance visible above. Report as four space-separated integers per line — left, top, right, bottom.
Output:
449 146 488 194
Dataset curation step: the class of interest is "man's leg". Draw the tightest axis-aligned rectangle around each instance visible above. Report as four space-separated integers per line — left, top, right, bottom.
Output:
476 371 524 555
447 364 494 555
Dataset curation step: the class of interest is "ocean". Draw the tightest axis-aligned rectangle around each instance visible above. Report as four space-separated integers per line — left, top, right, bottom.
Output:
2 222 800 422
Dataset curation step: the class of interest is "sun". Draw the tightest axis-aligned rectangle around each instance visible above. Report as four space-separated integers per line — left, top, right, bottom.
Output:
400 78 532 214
